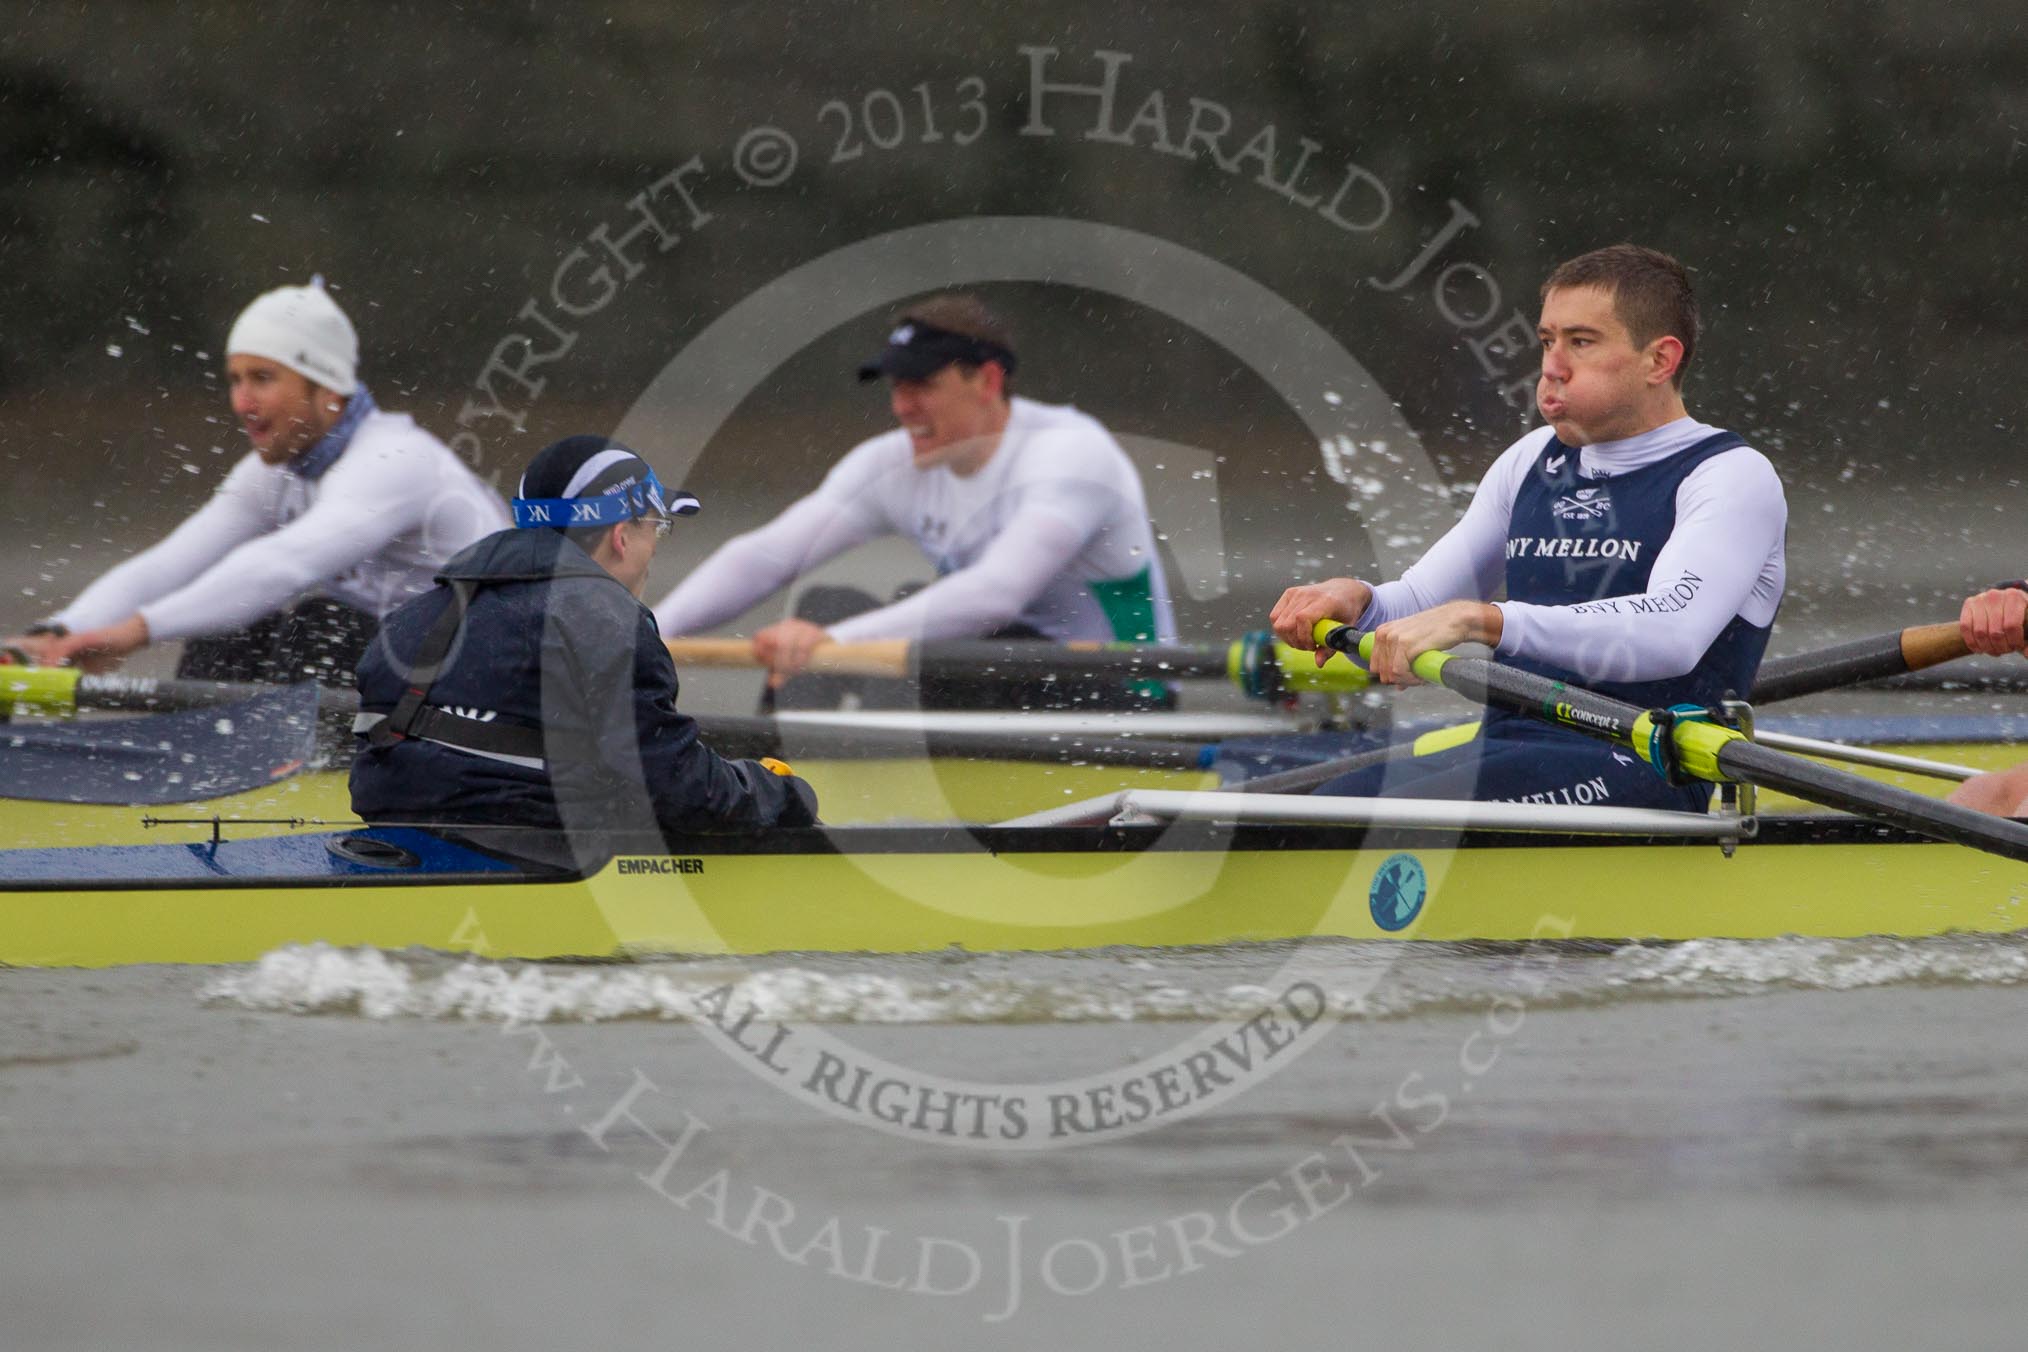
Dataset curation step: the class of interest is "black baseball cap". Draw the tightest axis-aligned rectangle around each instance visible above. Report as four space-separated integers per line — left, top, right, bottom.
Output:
856 319 1019 383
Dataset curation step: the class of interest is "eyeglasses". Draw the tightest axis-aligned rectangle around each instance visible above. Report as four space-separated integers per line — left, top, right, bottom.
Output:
644 514 674 540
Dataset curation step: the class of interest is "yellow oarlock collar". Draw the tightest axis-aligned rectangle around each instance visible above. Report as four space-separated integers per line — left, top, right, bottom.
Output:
1630 710 1746 784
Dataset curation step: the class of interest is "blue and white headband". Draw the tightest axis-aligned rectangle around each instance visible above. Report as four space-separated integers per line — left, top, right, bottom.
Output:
511 449 699 529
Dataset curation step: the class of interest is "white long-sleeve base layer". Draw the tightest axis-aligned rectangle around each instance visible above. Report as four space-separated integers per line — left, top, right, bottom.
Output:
1353 418 1787 684
53 410 509 642
653 397 1177 644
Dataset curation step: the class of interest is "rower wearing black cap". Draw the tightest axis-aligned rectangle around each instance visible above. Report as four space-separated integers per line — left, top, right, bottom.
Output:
350 435 819 838
652 293 1176 708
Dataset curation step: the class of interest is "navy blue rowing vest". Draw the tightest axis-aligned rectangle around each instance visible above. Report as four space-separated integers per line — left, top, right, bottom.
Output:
1487 429 1772 731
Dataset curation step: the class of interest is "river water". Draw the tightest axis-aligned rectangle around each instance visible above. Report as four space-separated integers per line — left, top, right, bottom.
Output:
5 935 2028 1348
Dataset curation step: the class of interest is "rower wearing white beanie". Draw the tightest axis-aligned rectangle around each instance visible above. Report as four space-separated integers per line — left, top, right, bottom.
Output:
7 276 508 683
225 274 360 399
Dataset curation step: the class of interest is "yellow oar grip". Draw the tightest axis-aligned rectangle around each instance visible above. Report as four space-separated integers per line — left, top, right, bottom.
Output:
1273 642 1368 694
1312 622 1452 686
1628 712 1745 783
0 665 81 715
1228 633 1370 697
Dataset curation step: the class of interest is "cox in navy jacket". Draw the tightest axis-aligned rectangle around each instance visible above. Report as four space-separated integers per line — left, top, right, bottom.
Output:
350 527 817 835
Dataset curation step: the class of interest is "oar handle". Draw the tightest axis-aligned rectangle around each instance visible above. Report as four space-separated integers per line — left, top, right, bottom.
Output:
663 638 762 668
1899 621 1970 671
664 638 913 676
1313 621 1453 687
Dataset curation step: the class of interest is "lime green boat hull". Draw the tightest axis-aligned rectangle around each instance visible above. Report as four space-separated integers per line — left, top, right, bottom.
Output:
3 733 2023 968
5 817 2027 969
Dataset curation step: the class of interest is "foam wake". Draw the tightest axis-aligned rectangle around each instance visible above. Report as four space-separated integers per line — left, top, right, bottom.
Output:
203 931 2028 1025
199 942 1393 1024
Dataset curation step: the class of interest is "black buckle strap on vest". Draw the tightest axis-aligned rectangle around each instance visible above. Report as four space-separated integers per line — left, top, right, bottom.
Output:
367 580 478 750
393 704 546 760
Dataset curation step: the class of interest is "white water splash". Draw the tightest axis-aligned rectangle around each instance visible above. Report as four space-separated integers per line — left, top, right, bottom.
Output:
201 935 2028 1026
201 943 1374 1024
1602 935 2028 993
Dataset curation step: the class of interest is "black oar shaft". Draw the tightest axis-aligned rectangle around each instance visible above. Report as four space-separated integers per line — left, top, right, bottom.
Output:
1430 653 1648 743
907 641 1231 682
75 675 363 718
1750 622 1967 704
1716 739 2028 864
1235 744 1398 795
1751 632 1906 704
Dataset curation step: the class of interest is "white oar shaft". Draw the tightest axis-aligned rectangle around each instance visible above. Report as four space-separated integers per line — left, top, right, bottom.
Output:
1751 730 1980 782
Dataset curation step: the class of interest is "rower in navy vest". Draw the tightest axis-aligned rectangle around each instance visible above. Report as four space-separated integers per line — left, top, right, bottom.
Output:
1270 244 1787 811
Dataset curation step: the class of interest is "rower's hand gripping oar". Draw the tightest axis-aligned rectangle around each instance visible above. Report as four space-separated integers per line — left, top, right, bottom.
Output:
1314 620 2028 864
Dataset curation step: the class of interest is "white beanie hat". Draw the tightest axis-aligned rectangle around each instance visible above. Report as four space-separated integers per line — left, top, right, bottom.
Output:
226 275 359 395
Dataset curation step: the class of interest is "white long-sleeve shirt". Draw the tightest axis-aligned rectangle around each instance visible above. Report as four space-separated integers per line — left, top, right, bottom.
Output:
54 409 508 641
653 397 1176 644
1353 418 1786 683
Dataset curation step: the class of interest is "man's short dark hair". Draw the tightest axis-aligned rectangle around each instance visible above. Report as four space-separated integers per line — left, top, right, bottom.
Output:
895 293 1016 391
1541 245 1699 388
